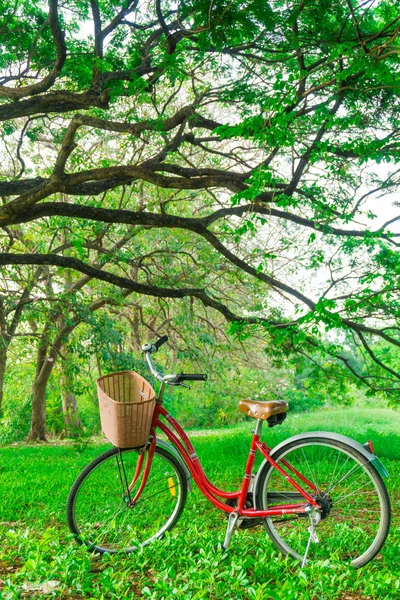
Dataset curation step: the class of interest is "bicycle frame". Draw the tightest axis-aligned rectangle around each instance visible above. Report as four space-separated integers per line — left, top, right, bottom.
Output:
128 400 321 519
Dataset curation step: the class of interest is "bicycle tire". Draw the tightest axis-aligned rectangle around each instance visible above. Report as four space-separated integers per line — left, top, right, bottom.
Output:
255 436 391 568
66 445 188 554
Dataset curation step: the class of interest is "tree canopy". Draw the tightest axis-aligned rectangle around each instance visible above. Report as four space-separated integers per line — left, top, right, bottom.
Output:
1 0 400 409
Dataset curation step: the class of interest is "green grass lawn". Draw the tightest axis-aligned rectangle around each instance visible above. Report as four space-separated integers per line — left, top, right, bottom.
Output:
0 407 399 599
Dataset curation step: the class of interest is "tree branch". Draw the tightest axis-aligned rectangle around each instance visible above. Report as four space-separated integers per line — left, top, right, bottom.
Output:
0 0 66 100
0 251 287 327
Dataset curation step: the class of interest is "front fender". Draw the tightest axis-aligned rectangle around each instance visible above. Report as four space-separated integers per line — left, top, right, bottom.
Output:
156 439 192 492
254 431 389 494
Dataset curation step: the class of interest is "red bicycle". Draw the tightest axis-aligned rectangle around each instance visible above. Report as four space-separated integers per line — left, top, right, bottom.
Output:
67 336 391 568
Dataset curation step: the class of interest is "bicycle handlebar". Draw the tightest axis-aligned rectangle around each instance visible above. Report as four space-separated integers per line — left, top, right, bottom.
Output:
153 335 168 350
176 373 208 382
141 337 207 385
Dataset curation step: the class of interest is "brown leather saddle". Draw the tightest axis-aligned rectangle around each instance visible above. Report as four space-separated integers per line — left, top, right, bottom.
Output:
238 399 288 424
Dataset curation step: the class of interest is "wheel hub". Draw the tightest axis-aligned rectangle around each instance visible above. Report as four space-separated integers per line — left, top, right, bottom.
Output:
314 494 333 520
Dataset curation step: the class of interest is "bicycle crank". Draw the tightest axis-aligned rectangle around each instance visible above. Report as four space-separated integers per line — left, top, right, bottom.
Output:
224 492 262 529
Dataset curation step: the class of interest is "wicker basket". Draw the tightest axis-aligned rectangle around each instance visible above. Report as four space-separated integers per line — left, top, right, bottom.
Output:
97 371 156 448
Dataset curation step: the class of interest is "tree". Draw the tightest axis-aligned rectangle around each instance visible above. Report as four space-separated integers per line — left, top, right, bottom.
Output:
0 264 41 413
25 217 139 440
0 0 399 413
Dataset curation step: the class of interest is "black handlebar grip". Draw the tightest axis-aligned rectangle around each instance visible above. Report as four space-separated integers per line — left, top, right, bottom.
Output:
153 335 168 350
178 373 208 382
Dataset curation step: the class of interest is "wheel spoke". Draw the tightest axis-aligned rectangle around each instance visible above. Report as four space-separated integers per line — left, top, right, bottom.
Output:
300 446 320 492
325 461 364 494
334 479 376 505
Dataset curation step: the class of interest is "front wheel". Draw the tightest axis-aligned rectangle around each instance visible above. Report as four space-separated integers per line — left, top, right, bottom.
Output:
67 446 188 554
255 436 391 568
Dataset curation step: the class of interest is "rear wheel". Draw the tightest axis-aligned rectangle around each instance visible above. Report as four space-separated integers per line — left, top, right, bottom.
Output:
255 437 391 568
67 446 187 554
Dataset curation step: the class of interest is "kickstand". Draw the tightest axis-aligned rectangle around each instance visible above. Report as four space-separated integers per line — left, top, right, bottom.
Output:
301 523 319 568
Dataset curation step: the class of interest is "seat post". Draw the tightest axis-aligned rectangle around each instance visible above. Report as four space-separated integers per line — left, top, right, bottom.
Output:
254 418 263 438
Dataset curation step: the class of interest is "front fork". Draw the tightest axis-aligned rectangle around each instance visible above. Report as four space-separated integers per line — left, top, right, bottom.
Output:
118 438 156 507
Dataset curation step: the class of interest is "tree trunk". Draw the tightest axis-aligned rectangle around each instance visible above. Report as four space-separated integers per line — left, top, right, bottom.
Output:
0 297 8 415
0 345 7 415
27 325 56 442
61 359 82 436
61 390 82 436
28 372 49 441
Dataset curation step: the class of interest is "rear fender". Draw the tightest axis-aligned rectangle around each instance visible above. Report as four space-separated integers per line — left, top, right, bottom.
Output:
254 430 389 496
